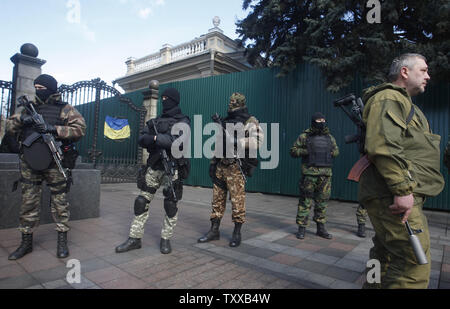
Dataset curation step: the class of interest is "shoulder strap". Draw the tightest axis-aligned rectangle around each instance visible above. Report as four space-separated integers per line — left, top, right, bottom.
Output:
406 105 415 125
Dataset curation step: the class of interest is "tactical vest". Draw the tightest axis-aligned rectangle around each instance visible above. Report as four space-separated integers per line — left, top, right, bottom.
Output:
304 134 333 167
20 103 66 171
144 116 190 178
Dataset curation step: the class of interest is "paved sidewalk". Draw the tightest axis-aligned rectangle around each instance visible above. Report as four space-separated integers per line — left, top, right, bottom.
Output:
0 183 449 289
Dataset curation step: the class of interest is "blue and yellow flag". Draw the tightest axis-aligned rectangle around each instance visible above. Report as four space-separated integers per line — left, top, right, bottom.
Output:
104 116 130 140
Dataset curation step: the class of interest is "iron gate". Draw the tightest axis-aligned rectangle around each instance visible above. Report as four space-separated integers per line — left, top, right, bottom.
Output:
58 78 146 183
0 80 13 140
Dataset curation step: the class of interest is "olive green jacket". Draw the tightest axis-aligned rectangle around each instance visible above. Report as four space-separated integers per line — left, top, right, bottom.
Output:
358 83 444 203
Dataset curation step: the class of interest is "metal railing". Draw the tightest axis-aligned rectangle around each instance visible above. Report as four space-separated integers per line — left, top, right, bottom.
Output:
0 80 13 139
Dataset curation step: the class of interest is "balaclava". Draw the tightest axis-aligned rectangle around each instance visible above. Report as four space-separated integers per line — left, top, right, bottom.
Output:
161 88 180 114
34 74 58 103
311 112 327 131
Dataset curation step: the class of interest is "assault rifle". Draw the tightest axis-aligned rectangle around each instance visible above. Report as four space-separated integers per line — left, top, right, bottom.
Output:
211 113 246 182
18 96 68 181
334 93 428 265
151 119 177 202
333 94 370 182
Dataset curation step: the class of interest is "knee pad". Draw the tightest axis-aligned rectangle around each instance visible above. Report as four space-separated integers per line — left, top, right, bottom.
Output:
164 199 178 218
134 196 149 216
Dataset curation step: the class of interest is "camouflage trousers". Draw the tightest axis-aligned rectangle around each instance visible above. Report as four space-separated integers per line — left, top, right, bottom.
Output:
129 167 181 240
356 204 368 224
18 156 70 234
362 195 431 289
211 162 246 223
296 175 331 227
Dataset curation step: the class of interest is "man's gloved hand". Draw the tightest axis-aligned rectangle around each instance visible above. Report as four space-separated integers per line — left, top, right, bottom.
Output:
138 134 156 148
20 114 34 126
33 122 57 135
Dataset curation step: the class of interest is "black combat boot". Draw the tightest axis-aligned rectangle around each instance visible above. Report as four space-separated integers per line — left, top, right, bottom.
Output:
296 226 306 239
8 233 33 260
357 224 366 238
197 218 221 243
115 237 142 253
229 222 242 247
57 231 69 259
160 238 172 254
316 223 332 239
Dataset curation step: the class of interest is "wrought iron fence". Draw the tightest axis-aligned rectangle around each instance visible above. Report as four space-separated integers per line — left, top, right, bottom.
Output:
59 78 146 183
0 80 13 140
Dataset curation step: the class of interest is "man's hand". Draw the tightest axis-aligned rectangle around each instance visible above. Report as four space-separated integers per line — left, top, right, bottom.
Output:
20 114 33 126
389 194 414 223
33 122 57 135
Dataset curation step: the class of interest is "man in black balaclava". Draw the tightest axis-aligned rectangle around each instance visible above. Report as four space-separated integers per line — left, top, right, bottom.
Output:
5 74 86 260
290 112 339 240
116 87 191 255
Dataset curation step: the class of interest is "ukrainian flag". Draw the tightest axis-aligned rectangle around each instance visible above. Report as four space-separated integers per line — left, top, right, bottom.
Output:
104 116 131 140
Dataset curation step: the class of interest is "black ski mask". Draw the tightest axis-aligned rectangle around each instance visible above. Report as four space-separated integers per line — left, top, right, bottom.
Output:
34 74 58 103
311 112 327 131
161 88 180 115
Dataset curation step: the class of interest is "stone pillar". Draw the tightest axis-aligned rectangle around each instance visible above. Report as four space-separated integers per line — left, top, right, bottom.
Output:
126 57 136 75
160 44 172 65
141 80 159 164
10 43 46 115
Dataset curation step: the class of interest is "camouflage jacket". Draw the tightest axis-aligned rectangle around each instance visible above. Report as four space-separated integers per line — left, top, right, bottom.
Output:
6 93 87 142
290 127 339 176
359 83 444 202
212 115 264 164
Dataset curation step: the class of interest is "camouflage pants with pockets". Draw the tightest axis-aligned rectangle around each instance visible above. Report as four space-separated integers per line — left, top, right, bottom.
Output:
129 167 180 240
296 175 331 227
18 156 70 234
211 162 246 223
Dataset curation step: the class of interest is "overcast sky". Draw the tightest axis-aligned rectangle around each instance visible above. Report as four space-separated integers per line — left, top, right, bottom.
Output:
0 0 249 89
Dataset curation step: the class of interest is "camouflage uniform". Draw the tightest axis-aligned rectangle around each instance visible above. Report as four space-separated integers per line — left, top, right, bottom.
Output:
129 168 180 240
6 93 86 234
209 93 264 223
290 127 339 228
360 83 444 289
198 93 263 248
356 204 368 225
117 87 190 255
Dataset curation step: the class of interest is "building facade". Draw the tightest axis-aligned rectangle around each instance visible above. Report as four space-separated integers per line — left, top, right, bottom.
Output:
113 17 252 93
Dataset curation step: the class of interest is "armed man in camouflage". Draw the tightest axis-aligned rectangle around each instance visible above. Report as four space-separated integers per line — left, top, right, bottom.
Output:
115 88 191 255
6 74 86 260
290 112 339 240
360 54 444 288
198 93 264 248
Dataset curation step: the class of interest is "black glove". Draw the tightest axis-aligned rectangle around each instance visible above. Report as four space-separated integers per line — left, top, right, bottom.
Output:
46 124 57 135
138 134 156 148
20 114 33 126
33 122 57 135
